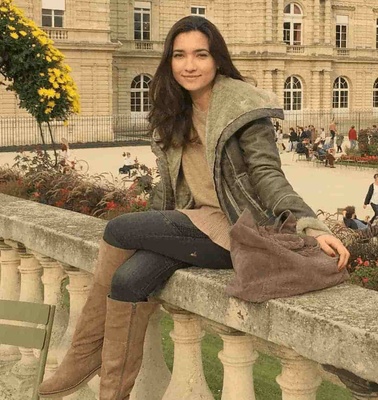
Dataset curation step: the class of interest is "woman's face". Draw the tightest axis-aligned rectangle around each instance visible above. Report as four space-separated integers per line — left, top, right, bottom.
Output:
171 30 217 107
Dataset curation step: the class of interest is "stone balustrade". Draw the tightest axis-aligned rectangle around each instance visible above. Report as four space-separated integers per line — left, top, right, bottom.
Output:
0 193 377 400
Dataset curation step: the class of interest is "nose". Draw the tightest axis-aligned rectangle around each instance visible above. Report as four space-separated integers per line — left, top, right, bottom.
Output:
184 56 196 72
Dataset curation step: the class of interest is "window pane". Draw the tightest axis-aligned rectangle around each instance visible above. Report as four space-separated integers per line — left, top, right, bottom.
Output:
373 91 378 108
284 4 290 13
283 22 290 44
54 15 63 27
293 4 301 14
42 15 52 27
134 31 141 40
333 92 339 108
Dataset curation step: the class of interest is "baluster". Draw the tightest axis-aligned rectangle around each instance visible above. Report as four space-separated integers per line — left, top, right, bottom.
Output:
162 306 214 400
218 332 257 400
0 239 21 363
59 267 97 400
34 253 68 380
275 348 322 400
130 307 171 400
11 250 43 377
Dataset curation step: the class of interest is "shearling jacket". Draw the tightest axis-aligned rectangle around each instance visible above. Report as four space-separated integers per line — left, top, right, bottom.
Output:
151 75 330 235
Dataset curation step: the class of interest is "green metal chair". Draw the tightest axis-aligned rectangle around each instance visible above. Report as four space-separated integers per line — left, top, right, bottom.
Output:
0 299 56 400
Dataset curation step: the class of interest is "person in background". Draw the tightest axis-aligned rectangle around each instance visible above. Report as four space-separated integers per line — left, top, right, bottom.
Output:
319 127 326 144
343 206 369 230
348 125 357 150
119 151 135 177
38 16 349 400
329 120 337 140
363 173 378 225
58 138 72 172
336 132 344 153
325 148 336 168
288 127 298 152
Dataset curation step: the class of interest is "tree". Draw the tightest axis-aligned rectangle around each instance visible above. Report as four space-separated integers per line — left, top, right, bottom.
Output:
0 0 80 162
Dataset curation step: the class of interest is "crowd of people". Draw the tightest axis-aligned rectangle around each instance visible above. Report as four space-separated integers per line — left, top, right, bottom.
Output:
273 121 363 169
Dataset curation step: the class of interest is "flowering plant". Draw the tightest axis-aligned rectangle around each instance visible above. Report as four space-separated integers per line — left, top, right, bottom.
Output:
0 0 80 159
348 257 378 290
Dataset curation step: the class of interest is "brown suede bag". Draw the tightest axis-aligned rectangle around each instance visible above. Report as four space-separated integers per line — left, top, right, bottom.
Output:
226 208 349 303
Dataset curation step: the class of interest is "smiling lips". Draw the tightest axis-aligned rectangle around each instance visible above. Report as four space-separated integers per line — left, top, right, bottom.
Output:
182 75 200 79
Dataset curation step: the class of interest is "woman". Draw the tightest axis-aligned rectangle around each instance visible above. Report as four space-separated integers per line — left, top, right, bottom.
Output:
363 173 378 224
39 16 349 400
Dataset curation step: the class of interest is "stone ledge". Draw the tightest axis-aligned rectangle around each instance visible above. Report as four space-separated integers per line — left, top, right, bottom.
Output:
0 194 105 269
0 194 377 383
157 268 378 383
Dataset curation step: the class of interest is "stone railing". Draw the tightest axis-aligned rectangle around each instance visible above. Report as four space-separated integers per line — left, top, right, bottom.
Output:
0 193 377 400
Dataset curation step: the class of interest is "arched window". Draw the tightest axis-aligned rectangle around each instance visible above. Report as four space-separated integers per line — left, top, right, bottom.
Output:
284 76 302 111
332 77 349 109
373 79 378 108
283 3 303 45
131 74 151 114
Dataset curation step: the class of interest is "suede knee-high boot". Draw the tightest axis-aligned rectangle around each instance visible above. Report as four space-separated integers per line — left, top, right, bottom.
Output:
99 297 159 400
39 239 135 398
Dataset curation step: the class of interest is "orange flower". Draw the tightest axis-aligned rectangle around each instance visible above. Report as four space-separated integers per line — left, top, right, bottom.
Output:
106 201 117 210
363 260 370 267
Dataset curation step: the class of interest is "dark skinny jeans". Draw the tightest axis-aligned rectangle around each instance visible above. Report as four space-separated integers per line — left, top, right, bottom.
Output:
103 210 233 302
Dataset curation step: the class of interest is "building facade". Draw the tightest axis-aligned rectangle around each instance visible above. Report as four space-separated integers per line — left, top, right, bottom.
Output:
2 0 378 141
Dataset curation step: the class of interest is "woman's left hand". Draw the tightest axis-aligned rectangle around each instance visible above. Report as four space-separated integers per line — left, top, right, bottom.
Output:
316 235 350 271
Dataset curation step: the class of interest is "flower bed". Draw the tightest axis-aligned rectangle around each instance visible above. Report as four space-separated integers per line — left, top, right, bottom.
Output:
0 150 153 219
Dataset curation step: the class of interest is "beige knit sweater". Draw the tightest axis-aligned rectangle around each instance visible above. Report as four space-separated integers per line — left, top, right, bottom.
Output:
178 107 231 250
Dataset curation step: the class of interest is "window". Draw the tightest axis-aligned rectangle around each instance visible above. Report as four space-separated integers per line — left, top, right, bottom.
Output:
131 74 152 113
191 6 206 17
376 19 378 49
134 2 151 41
336 15 348 48
283 3 302 45
333 77 349 109
284 76 302 111
41 0 65 27
42 9 64 27
373 79 378 108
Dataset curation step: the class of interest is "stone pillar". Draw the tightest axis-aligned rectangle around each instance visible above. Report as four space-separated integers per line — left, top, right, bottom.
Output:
263 70 274 91
276 348 322 400
11 251 43 377
324 0 332 45
265 0 273 42
311 71 322 110
218 333 258 400
313 0 320 44
35 254 68 379
130 308 171 400
0 239 21 363
59 267 97 400
162 307 214 400
275 70 285 108
276 0 284 42
321 70 332 112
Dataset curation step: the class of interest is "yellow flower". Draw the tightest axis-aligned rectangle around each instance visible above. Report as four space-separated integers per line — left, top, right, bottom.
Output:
47 101 55 108
48 75 56 83
55 92 61 99
0 7 9 12
52 82 59 89
45 108 52 114
46 55 52 62
19 30 27 36
39 73 45 77
8 25 16 30
10 32 19 39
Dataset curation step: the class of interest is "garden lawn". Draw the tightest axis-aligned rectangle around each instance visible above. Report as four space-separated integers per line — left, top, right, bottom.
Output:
160 313 352 400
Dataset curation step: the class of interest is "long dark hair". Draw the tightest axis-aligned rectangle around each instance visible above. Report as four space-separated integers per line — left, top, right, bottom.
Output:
148 16 244 149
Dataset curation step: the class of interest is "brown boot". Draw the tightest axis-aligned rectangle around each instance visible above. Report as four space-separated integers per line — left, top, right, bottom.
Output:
99 297 159 400
39 240 135 398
